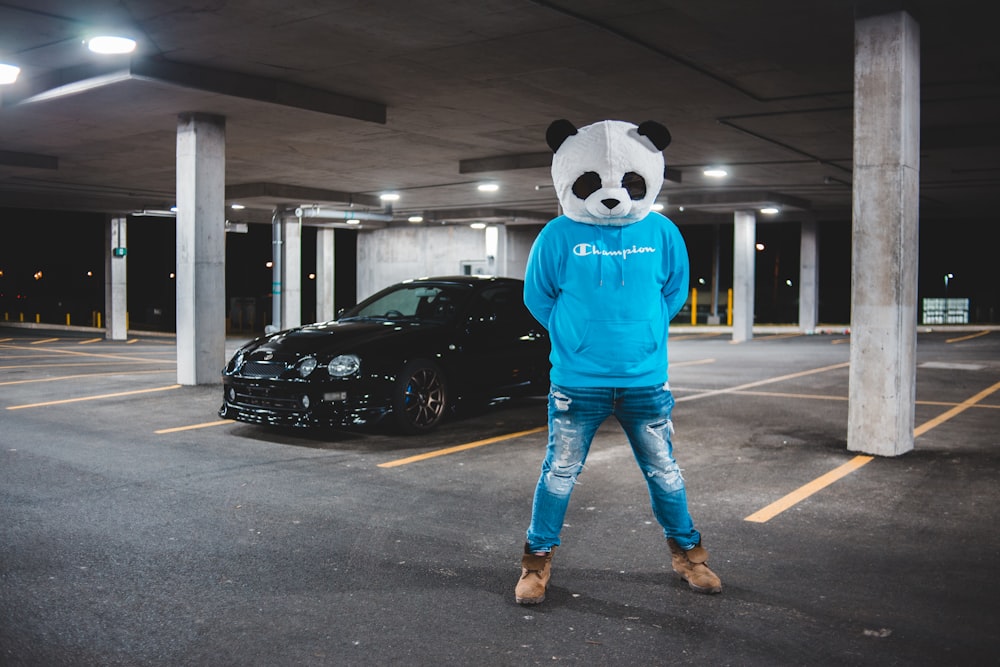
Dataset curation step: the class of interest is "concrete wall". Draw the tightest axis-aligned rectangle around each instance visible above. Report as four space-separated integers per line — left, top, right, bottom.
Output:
355 223 544 300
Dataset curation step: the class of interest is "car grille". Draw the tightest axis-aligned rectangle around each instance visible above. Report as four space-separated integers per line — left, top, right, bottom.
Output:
240 361 288 378
232 385 304 411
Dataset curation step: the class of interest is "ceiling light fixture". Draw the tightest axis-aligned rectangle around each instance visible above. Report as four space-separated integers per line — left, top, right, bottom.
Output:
87 35 137 55
477 182 499 192
760 207 779 215
0 63 20 85
703 167 728 178
470 222 486 229
408 215 424 223
230 203 246 210
651 203 664 211
379 193 400 202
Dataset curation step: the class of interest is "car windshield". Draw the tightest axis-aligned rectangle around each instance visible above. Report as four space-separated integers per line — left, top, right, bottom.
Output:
339 283 473 324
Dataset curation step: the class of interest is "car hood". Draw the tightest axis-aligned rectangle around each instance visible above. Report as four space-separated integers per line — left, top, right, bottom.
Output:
241 319 447 360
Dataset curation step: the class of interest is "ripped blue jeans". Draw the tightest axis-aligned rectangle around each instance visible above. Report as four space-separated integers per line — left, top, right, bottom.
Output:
526 383 701 552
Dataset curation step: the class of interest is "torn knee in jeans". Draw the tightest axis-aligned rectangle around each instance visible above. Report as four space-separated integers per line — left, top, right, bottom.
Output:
552 390 572 412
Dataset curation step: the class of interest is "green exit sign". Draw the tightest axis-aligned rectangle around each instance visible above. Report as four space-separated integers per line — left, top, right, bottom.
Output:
113 247 127 257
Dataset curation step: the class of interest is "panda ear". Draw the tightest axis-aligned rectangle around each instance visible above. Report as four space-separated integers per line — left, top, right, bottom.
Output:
546 119 578 152
637 121 671 151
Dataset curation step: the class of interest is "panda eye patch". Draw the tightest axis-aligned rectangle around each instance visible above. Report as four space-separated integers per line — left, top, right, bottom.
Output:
571 172 602 200
622 172 646 200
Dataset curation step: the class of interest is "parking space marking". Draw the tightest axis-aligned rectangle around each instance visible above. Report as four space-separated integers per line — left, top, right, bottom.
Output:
6 384 181 410
913 379 1000 437
676 362 850 403
0 343 174 363
745 455 874 523
155 419 233 434
378 426 547 468
79 338 103 344
0 369 172 386
745 378 1000 523
29 338 60 345
946 330 990 343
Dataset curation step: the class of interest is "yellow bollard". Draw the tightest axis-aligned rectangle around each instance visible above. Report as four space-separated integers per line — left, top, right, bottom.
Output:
35 313 40 323
66 313 71 326
727 288 734 326
690 287 698 326
97 312 102 328
19 312 24 322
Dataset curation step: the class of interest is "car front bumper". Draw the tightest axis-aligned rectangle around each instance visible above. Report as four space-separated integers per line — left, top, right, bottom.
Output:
219 376 393 429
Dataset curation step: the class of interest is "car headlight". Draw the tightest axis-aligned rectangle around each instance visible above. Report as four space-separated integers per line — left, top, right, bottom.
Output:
327 354 360 377
226 349 246 373
297 356 318 378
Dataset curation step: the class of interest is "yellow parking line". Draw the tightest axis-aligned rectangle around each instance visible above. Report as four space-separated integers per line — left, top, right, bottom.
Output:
155 419 233 434
378 426 546 468
0 369 172 387
913 379 1000 437
745 456 874 523
6 384 181 410
745 379 1000 523
79 338 103 344
30 338 59 345
946 330 990 343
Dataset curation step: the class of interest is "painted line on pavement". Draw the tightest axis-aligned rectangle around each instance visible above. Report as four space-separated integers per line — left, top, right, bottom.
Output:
378 426 547 468
6 384 181 410
745 378 1000 523
946 330 990 344
155 419 234 434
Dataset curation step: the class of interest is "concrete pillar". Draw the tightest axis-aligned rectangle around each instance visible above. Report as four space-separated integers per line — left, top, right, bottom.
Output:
176 112 226 386
798 219 819 333
316 227 336 321
280 215 302 329
732 210 756 342
104 216 128 341
848 10 920 457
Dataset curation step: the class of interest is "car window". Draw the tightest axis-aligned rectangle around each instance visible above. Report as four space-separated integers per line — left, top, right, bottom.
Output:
343 284 472 323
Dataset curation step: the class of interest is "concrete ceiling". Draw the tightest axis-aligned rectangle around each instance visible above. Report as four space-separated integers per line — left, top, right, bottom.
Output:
1 0 998 230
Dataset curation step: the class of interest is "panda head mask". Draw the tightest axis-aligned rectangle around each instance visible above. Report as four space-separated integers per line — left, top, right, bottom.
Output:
547 119 671 226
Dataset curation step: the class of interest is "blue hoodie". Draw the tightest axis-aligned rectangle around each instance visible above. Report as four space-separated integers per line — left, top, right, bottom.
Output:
524 211 689 387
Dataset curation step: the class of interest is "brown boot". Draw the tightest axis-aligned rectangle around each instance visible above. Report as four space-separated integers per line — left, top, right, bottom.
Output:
668 538 722 594
515 544 555 604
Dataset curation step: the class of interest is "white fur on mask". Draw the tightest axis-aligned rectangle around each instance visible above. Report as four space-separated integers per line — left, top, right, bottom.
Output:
549 119 668 226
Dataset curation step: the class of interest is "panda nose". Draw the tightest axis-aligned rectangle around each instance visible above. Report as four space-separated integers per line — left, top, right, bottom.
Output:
601 198 620 210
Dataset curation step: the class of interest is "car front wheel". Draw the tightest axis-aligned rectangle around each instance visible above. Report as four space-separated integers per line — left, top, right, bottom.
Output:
392 359 448 434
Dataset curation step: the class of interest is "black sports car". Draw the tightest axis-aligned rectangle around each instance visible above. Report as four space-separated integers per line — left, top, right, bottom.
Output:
219 276 550 434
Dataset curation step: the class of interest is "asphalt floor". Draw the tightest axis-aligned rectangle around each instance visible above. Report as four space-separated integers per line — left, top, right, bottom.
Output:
1 324 998 666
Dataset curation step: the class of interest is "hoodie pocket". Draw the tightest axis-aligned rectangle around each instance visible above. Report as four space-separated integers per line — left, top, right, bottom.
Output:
577 320 658 366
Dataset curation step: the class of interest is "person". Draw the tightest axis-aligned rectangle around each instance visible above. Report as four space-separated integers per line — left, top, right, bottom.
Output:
515 119 722 605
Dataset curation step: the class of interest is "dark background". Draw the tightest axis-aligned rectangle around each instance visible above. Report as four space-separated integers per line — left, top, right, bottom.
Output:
0 207 993 332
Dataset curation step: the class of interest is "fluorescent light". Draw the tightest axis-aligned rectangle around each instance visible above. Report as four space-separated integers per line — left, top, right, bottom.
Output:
703 167 728 178
477 182 499 192
230 203 246 210
470 222 486 229
88 36 137 55
379 193 400 202
0 63 20 85
760 207 779 215
407 215 424 223
651 203 664 211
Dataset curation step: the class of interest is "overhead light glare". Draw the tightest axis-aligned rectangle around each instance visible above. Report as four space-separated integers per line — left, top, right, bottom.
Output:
408 215 424 223
379 193 400 202
88 35 137 55
651 203 664 211
477 182 499 192
470 222 487 230
760 207 779 215
0 63 20 85
703 167 728 178
230 203 246 210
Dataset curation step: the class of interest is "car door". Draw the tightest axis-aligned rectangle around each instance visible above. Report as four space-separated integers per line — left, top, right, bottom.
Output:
460 283 549 394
